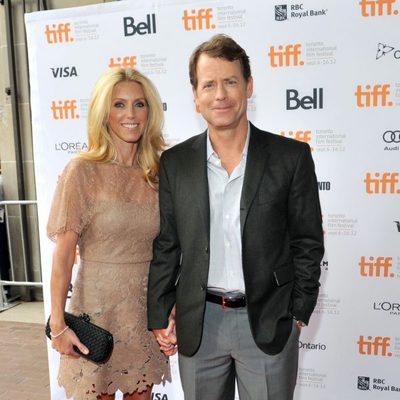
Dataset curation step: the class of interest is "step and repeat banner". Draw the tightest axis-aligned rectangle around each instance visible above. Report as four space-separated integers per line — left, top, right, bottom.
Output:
25 0 399 399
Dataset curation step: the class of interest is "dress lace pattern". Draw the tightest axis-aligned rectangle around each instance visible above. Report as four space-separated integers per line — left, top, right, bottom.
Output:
47 159 170 399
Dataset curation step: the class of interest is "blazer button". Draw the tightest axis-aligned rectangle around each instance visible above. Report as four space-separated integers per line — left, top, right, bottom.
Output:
200 285 205 291
204 246 209 253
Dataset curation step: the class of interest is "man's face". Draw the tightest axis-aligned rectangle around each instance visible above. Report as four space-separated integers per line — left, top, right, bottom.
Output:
193 54 253 133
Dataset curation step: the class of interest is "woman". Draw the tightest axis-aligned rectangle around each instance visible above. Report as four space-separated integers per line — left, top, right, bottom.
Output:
47 67 173 400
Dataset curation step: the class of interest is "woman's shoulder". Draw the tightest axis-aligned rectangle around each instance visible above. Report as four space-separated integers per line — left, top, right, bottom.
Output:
61 157 99 181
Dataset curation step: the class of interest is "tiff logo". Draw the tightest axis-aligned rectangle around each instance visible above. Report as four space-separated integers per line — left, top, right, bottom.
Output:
268 44 304 67
45 23 73 44
357 335 392 356
182 8 215 31
358 256 394 277
355 84 392 107
280 130 313 150
395 221 400 232
364 172 400 194
51 100 79 120
109 56 137 68
359 0 399 16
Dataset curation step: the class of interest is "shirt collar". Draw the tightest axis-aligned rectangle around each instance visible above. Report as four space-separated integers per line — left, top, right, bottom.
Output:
206 122 251 161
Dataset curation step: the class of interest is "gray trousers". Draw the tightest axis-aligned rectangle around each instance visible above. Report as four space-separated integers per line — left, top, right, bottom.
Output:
178 302 300 400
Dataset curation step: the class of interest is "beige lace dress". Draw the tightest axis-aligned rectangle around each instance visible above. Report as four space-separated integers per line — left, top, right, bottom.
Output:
47 158 170 400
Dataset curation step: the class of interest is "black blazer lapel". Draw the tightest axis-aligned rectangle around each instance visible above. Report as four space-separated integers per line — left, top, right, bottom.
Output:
189 132 210 244
240 124 270 236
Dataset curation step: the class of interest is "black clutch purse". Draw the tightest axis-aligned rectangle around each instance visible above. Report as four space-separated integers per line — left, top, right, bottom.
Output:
45 312 114 363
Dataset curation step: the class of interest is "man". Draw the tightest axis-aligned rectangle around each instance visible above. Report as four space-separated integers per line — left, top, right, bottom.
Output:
147 34 324 400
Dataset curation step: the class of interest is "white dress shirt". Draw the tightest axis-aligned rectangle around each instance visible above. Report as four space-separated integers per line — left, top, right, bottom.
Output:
206 125 250 293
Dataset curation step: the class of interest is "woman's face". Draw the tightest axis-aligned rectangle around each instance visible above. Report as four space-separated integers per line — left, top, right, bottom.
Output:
107 80 149 149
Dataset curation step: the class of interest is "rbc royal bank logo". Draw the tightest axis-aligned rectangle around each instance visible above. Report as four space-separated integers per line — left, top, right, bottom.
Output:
358 376 370 390
275 5 288 21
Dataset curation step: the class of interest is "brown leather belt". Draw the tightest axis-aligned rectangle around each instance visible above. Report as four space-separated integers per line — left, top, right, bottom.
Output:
206 292 246 308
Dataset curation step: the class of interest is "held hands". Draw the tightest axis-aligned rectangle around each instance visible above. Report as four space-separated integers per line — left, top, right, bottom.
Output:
153 318 178 357
295 320 306 329
51 325 89 358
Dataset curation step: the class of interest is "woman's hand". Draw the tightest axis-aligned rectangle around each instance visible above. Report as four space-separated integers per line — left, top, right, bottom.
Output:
153 318 177 357
51 325 89 358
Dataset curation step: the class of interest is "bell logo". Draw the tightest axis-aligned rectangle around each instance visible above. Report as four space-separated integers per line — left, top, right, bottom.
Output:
359 0 399 16
123 14 156 36
357 336 392 356
355 84 392 107
280 130 313 150
268 44 304 67
358 256 394 277
286 88 323 110
51 100 79 120
182 8 216 31
109 56 137 68
45 23 73 44
364 172 400 194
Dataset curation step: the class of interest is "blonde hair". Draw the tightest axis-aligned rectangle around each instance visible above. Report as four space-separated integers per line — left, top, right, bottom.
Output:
78 67 166 188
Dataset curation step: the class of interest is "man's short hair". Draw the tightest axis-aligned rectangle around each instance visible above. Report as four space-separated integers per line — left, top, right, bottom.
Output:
189 34 251 88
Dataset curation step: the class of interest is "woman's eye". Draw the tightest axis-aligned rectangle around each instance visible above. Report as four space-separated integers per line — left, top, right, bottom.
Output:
134 101 146 108
114 102 124 108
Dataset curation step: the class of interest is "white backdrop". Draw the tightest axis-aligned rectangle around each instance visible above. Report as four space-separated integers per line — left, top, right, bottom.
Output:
25 0 400 399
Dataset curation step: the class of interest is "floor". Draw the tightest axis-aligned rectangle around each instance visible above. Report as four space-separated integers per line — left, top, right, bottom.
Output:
0 301 51 400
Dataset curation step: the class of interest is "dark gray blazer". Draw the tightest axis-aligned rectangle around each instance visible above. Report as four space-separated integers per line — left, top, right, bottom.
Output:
148 122 324 356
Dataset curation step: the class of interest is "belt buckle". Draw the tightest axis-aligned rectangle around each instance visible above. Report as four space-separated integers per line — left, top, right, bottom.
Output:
221 295 228 309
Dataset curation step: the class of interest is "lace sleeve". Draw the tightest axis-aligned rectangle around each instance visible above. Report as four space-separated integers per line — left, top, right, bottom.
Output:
47 159 92 242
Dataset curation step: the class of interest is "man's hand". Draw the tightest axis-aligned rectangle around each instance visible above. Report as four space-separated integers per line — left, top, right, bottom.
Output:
153 318 177 356
295 320 306 329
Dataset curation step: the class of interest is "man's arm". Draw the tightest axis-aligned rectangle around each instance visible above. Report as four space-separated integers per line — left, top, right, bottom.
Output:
287 144 324 325
147 153 181 331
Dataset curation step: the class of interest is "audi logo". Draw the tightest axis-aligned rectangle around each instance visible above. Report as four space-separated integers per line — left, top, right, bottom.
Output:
383 130 400 143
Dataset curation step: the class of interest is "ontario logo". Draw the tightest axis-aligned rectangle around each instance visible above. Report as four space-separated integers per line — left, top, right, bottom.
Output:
376 43 400 60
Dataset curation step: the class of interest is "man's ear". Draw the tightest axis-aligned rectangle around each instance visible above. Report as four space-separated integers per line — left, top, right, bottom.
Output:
246 76 254 98
192 86 200 111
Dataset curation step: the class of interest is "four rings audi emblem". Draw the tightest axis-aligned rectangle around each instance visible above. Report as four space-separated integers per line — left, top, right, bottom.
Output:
383 130 400 143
